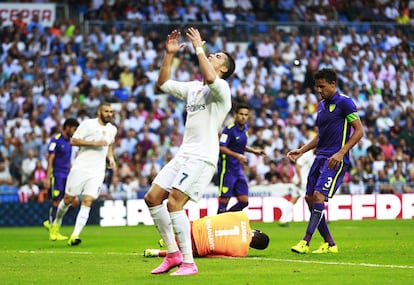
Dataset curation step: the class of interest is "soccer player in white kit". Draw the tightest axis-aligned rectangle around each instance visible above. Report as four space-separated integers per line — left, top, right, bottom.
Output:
50 102 117 246
144 27 235 276
279 148 315 226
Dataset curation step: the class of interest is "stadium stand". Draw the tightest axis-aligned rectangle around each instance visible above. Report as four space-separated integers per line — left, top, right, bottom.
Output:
0 0 413 204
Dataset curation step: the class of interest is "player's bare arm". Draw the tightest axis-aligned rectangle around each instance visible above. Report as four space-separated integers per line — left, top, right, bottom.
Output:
43 152 55 189
186 27 217 83
246 146 265 156
327 119 364 169
106 144 116 169
288 136 318 162
219 145 247 164
156 29 185 90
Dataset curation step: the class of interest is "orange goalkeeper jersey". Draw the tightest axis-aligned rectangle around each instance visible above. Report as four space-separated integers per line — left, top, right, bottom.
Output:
192 211 252 257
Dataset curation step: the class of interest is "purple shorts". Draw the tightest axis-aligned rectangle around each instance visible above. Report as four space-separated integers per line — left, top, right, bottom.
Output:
48 175 67 201
306 156 348 201
218 172 249 198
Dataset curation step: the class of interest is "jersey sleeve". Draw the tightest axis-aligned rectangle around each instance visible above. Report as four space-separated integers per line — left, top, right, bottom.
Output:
47 135 59 154
342 97 360 123
72 120 89 140
219 124 233 147
159 80 191 101
108 124 118 144
208 76 231 104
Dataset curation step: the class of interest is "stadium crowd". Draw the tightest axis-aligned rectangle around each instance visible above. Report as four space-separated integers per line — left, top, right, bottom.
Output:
1 0 414 203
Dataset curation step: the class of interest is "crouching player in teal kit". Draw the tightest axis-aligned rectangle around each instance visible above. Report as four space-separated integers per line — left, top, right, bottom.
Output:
287 68 364 254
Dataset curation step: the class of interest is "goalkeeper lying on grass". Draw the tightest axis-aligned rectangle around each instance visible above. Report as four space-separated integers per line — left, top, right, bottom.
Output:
144 211 269 257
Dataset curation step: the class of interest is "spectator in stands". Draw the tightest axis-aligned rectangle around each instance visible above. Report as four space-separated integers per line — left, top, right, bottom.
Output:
274 155 296 184
136 174 150 198
349 173 366 195
83 87 101 117
351 140 368 164
375 107 394 135
0 159 14 186
0 1 413 208
118 128 138 157
21 150 38 183
113 174 139 200
378 133 396 161
257 36 275 69
389 117 404 145
362 162 377 194
403 168 414 193
397 117 414 152
141 152 162 183
18 176 39 203
9 142 26 184
33 160 47 186
0 136 14 161
389 168 406 194
137 127 156 159
209 3 225 22
376 169 393 194
127 4 145 22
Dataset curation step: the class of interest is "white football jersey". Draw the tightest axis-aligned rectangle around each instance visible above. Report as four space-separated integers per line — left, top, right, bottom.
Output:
71 118 117 173
160 77 231 165
293 150 315 189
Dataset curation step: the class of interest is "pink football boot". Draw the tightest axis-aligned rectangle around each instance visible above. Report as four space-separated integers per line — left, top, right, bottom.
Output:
170 263 198 276
151 251 183 274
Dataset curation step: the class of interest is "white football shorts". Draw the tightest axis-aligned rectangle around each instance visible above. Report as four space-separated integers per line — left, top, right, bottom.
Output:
65 169 105 199
152 155 216 202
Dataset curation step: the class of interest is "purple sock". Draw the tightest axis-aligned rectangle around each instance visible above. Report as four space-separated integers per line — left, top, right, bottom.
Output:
228 201 248 212
303 203 325 244
318 215 335 246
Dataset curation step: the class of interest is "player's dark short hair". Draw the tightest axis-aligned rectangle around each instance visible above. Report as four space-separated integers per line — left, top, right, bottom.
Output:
234 102 249 113
63 118 80 128
249 230 270 250
313 68 337 84
221 51 235 80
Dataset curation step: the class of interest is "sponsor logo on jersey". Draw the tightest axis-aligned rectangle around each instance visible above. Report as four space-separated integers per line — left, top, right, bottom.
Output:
186 103 206 112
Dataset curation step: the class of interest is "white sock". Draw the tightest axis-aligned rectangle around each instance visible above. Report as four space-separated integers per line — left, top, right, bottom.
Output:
170 210 193 264
54 200 70 226
280 202 294 224
149 205 179 253
72 205 90 237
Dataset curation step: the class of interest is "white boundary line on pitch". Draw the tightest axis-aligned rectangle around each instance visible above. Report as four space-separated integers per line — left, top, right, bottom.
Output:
4 250 414 270
243 257 414 270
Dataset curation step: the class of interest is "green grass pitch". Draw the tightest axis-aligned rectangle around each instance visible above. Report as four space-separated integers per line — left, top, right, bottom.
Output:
0 219 413 285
